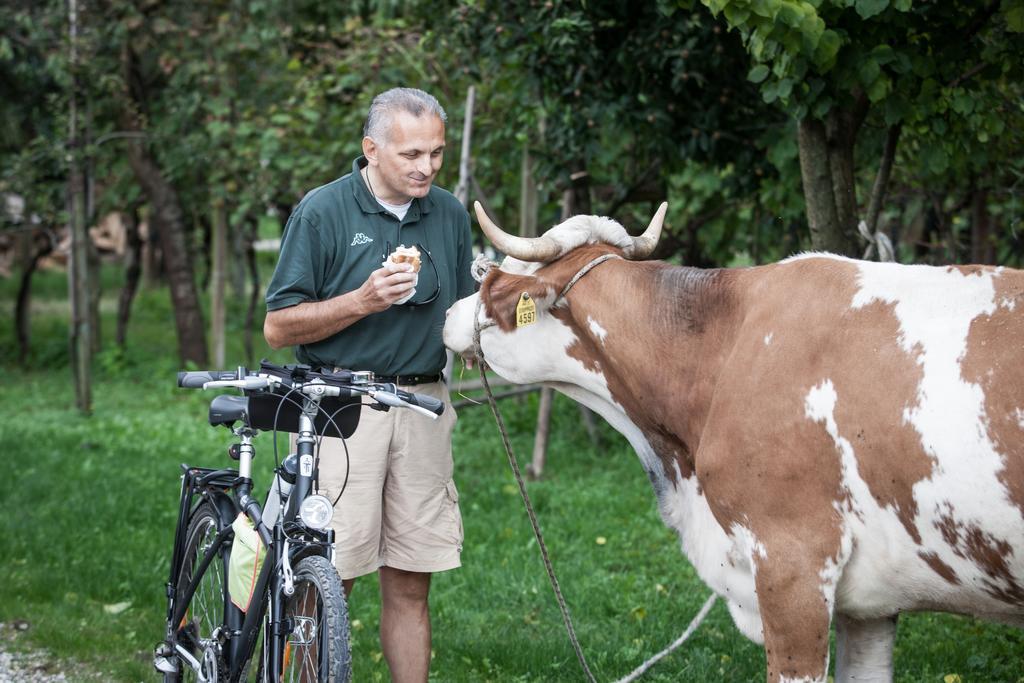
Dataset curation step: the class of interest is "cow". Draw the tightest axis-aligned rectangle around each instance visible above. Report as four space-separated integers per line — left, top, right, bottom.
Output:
443 202 1024 682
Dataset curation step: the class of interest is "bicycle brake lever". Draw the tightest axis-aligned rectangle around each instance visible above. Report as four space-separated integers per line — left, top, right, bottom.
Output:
368 390 440 420
282 538 295 596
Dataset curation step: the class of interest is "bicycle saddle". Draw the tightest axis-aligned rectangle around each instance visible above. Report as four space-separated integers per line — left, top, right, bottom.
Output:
209 394 249 428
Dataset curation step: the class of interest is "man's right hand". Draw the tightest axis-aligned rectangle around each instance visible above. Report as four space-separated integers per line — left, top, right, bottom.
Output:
359 261 417 313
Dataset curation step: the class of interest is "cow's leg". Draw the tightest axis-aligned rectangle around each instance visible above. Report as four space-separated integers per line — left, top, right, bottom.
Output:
833 613 897 682
753 546 835 683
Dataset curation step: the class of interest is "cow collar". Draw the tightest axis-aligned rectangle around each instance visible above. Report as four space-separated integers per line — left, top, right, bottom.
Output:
471 252 624 362
555 253 622 304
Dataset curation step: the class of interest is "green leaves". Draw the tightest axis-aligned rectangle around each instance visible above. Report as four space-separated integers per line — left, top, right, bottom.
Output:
702 0 847 116
858 56 881 85
866 73 891 102
702 0 1023 149
777 3 805 26
920 142 949 175
811 28 840 70
724 3 752 23
761 80 779 103
951 92 975 115
748 64 771 82
854 0 889 19
1004 0 1024 32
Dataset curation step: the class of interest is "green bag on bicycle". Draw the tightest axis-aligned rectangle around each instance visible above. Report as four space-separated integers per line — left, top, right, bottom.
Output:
229 514 265 612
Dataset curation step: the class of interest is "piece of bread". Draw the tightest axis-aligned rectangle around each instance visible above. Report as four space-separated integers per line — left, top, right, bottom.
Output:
389 244 421 272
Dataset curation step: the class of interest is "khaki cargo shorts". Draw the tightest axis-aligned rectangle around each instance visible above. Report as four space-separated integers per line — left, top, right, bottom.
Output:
310 381 462 580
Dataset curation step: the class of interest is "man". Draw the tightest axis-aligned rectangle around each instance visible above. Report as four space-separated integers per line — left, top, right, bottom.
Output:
263 87 475 682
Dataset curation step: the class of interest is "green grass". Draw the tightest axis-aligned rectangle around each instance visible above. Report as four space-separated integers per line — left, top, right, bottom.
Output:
0 267 1022 681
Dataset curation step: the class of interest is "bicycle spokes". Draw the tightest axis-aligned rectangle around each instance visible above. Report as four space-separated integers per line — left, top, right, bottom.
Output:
283 582 323 682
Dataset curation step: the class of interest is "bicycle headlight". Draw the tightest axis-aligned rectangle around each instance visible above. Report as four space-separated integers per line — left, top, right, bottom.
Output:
299 495 334 530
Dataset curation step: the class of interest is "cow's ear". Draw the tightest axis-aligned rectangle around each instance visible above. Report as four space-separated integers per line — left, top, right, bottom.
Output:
481 270 556 332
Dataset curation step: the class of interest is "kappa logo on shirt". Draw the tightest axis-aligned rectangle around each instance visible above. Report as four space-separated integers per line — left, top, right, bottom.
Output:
350 233 374 246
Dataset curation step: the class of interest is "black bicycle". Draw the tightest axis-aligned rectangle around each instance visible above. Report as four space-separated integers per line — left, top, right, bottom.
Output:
154 361 445 682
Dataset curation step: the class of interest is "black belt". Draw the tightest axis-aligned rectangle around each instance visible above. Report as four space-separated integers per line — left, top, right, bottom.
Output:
373 373 442 386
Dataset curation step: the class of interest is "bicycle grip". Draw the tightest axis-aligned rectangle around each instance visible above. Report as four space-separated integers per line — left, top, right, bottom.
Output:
178 370 238 388
396 389 445 416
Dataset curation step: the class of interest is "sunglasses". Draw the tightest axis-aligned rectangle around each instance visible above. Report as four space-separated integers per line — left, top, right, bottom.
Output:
384 241 440 307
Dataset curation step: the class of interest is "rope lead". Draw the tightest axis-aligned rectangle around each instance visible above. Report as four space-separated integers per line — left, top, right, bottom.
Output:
471 261 717 682
477 360 599 683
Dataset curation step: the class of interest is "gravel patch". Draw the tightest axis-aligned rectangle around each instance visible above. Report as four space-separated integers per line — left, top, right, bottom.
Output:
0 622 103 683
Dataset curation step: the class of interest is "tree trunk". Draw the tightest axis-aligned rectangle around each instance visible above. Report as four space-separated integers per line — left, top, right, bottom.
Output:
198 211 212 291
116 204 143 347
230 214 246 301
563 165 592 218
16 231 54 363
121 41 207 365
87 227 102 353
68 0 92 414
124 138 208 365
865 125 902 236
67 182 93 405
142 215 161 286
971 188 994 265
797 117 849 254
826 110 859 251
210 199 227 367
84 102 101 355
243 219 260 363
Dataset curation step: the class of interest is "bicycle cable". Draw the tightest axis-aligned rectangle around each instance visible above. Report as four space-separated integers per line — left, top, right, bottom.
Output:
269 385 305 520
323 401 366 507
259 374 425 533
265 386 347 547
263 381 366 525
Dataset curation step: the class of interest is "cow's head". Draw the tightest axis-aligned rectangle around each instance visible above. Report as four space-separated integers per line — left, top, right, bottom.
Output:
443 202 666 387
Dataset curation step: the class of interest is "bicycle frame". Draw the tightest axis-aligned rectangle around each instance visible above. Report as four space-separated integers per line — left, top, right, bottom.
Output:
160 363 443 681
162 394 335 682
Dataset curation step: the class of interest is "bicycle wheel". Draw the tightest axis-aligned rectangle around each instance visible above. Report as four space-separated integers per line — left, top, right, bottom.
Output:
279 555 351 682
172 502 229 682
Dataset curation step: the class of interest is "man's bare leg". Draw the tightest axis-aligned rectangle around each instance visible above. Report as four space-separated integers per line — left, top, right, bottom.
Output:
379 566 432 683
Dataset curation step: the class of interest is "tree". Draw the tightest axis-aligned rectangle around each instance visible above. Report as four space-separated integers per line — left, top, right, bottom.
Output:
703 0 1024 257
411 0 840 268
2 2 65 361
68 0 95 411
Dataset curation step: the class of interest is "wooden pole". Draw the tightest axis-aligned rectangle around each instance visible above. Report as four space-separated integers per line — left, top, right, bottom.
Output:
579 404 601 448
67 0 92 414
452 385 539 410
454 86 475 208
519 144 538 237
525 191 577 478
527 387 553 480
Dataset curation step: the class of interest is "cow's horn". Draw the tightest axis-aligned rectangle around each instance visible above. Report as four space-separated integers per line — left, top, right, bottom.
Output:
625 202 668 259
474 201 562 263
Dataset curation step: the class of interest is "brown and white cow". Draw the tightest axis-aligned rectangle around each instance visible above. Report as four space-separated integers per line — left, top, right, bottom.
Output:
443 202 1024 682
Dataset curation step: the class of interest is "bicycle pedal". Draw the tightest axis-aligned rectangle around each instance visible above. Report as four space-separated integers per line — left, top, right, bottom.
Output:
153 643 179 674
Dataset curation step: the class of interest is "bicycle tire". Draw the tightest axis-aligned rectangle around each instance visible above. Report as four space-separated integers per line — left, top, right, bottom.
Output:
277 555 351 682
168 502 229 683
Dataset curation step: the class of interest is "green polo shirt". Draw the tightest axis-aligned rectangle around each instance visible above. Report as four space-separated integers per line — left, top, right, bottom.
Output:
265 157 475 376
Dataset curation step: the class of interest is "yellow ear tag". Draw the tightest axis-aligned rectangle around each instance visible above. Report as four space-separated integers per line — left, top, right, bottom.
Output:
515 292 537 327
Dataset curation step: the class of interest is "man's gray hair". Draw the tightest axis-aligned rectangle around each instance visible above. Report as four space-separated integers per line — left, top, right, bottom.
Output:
363 88 447 143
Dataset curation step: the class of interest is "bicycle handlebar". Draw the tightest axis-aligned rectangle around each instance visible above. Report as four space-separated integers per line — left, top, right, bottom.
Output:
395 389 445 416
178 366 445 419
177 370 239 388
